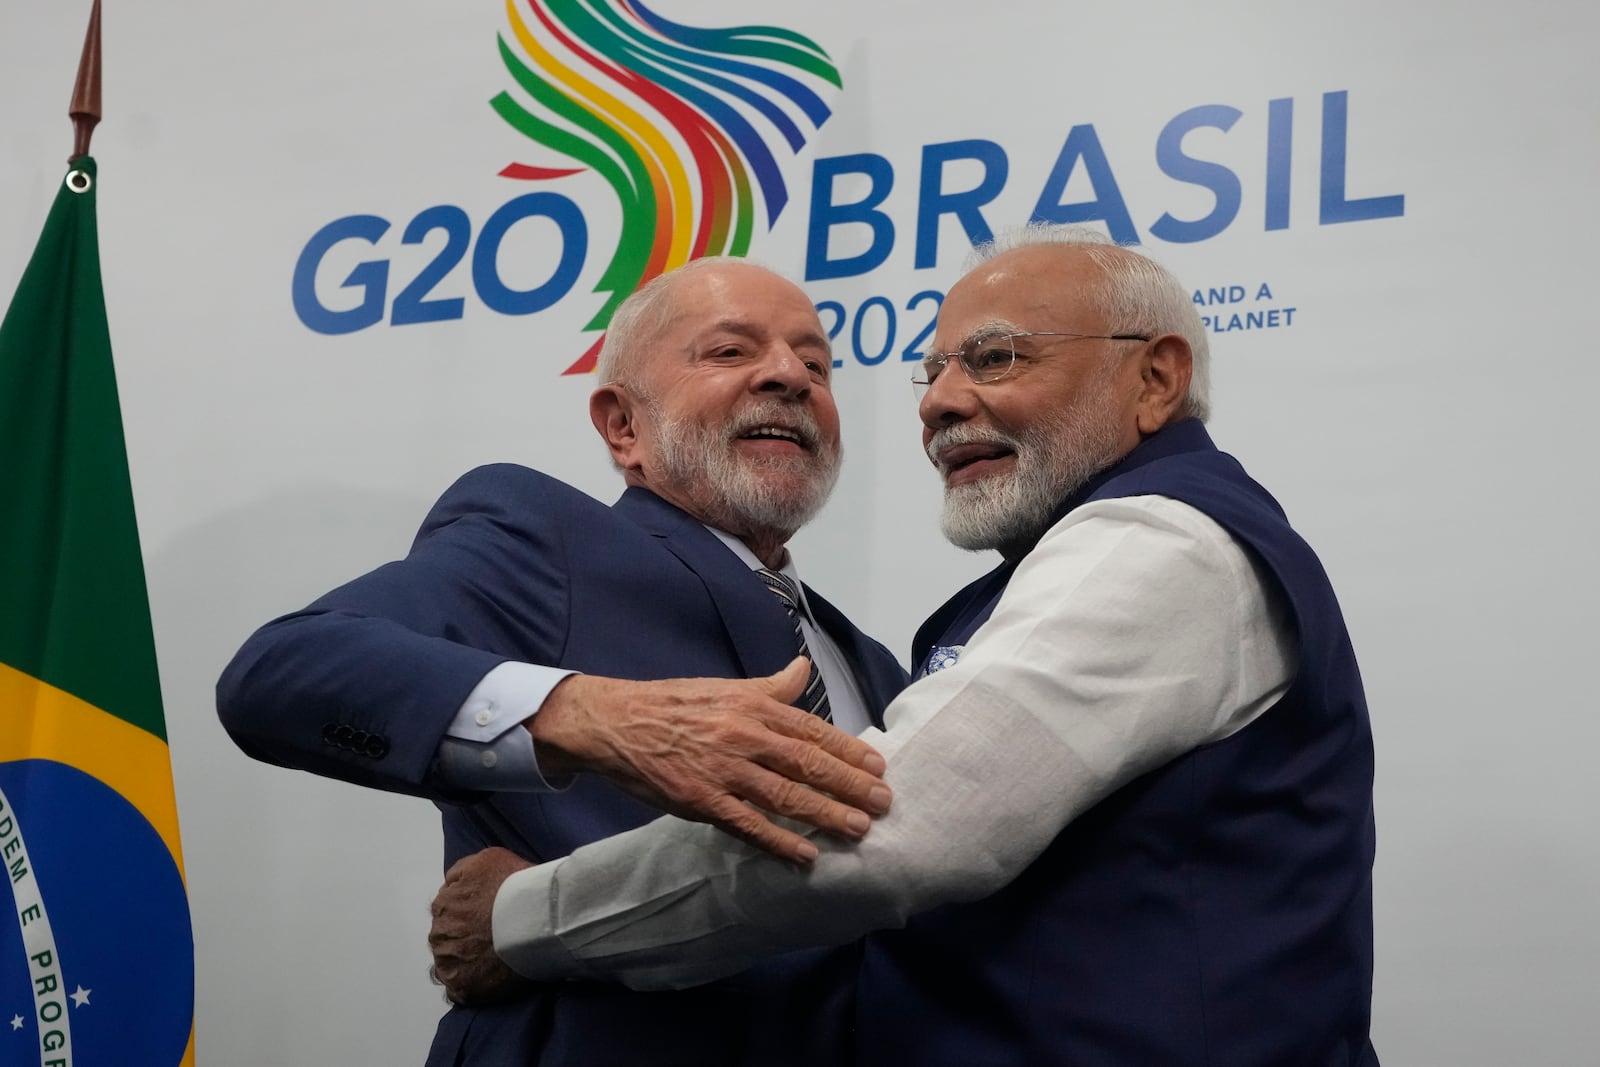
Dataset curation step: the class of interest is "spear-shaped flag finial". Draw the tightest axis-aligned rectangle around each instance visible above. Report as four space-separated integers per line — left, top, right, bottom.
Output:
69 0 103 161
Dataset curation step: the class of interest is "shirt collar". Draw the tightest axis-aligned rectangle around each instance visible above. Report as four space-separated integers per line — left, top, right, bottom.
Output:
705 527 812 620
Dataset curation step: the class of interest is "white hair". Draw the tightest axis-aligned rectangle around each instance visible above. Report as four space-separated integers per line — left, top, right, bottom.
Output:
966 224 1211 422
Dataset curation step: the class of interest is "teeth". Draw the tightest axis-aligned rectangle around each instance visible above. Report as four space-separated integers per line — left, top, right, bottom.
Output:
748 426 800 442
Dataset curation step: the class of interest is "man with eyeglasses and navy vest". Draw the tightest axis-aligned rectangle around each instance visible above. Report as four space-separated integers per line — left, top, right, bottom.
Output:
432 224 1379 1067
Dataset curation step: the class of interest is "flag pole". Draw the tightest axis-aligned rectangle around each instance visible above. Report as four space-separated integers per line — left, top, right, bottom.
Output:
69 0 103 162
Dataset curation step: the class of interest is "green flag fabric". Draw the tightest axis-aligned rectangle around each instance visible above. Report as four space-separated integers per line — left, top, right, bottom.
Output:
0 157 196 1065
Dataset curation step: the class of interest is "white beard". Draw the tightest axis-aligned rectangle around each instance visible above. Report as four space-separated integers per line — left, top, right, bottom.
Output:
931 372 1126 554
650 399 842 536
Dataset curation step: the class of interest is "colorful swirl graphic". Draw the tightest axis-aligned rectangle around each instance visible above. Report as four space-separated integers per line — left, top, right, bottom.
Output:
492 0 842 373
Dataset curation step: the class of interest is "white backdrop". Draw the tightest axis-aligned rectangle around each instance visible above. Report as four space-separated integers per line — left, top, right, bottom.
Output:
3 1 1598 1063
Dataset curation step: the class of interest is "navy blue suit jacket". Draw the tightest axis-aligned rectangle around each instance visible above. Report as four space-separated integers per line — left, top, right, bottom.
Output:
217 464 908 1067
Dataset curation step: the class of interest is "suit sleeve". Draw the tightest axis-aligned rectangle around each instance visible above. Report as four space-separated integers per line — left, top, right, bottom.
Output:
215 464 577 800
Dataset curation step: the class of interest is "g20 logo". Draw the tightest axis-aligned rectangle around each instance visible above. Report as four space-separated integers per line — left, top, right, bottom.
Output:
292 0 841 367
291 192 587 336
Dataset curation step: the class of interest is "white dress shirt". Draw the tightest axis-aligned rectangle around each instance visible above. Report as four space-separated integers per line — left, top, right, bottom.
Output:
491 494 1297 989
704 528 872 736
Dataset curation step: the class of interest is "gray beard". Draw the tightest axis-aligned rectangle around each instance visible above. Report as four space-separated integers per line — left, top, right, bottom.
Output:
932 379 1125 555
650 401 842 537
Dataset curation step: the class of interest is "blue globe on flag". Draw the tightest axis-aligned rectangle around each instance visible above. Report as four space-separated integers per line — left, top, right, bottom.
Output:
0 761 193 1065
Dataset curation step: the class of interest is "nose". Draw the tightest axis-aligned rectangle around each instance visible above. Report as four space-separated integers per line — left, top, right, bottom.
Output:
754 344 814 398
917 362 978 431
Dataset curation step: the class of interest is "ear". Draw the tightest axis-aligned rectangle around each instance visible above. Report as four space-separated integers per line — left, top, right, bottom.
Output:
589 385 645 473
1134 334 1194 435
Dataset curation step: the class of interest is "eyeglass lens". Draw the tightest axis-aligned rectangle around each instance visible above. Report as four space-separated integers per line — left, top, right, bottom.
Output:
911 335 1016 398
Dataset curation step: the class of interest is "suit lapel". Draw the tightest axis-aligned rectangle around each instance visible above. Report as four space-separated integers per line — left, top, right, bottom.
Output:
612 488 797 679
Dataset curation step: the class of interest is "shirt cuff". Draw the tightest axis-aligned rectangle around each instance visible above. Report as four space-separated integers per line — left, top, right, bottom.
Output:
435 662 577 792
494 862 579 980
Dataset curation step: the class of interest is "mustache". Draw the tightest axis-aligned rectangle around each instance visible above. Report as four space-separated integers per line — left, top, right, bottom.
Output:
925 423 1021 467
728 399 827 452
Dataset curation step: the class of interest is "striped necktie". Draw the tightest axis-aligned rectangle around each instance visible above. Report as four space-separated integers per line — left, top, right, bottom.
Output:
756 568 833 722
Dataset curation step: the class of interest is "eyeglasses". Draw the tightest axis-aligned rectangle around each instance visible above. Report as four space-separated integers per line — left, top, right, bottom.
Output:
911 331 1150 400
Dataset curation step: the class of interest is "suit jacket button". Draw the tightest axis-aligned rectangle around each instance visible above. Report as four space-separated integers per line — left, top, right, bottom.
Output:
365 736 389 759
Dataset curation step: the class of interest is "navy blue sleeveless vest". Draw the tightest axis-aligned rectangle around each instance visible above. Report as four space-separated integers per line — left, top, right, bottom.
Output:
853 420 1377 1067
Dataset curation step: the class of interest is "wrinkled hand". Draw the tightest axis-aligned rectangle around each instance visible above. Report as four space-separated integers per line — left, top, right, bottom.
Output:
429 847 536 1006
531 658 892 864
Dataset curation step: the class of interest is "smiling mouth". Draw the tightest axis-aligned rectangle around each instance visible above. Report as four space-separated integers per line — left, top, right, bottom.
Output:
936 442 1015 478
738 425 810 450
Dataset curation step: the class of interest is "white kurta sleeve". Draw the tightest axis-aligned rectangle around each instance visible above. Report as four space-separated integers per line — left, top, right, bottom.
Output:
494 495 1295 989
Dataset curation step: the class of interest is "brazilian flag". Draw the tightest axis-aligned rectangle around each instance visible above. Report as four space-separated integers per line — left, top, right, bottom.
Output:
0 158 195 1064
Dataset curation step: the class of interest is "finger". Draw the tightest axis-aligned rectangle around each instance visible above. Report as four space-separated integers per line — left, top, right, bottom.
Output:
737 729 891 816
441 853 477 882
701 793 819 865
754 700 888 777
758 656 812 705
730 763 876 841
434 964 465 1002
445 846 515 881
809 723 887 777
